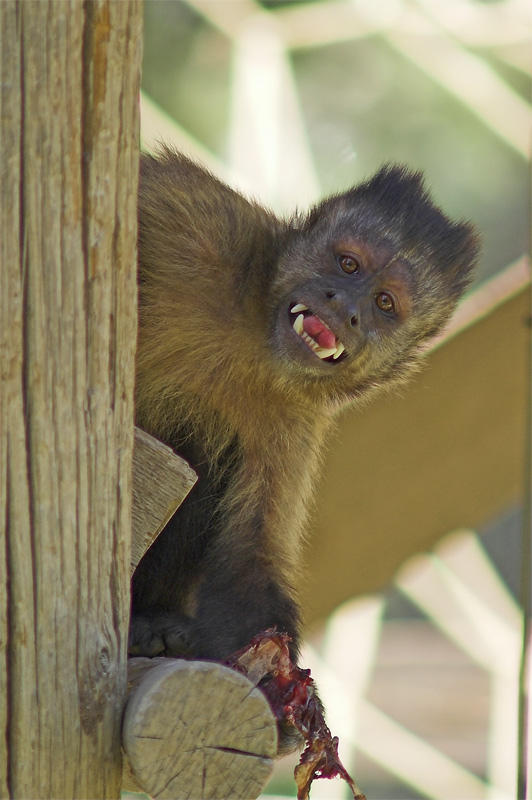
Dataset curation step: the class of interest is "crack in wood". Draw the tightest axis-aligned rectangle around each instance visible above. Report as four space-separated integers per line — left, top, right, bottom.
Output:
208 745 269 760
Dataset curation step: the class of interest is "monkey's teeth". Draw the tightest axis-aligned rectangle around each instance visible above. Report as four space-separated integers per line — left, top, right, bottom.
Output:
291 303 309 314
300 330 334 359
293 316 346 361
316 346 339 360
293 313 305 335
333 342 345 360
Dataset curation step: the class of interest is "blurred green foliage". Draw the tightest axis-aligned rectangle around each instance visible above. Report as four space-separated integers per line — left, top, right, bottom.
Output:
143 0 530 287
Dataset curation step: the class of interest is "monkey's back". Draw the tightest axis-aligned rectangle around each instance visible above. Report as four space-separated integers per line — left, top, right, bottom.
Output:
135 152 290 445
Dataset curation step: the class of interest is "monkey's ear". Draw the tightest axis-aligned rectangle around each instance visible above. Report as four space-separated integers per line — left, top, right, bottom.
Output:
441 218 482 299
377 164 483 298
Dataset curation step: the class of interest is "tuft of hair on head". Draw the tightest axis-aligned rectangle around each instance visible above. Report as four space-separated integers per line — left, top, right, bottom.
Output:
306 163 481 309
355 164 480 287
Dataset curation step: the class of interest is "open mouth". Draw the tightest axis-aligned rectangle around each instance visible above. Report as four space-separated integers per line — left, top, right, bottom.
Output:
289 303 346 362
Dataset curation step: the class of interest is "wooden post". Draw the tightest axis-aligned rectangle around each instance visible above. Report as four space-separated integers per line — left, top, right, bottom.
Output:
0 2 142 797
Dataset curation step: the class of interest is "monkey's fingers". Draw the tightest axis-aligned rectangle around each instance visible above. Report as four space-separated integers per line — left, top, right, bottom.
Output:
128 614 166 656
128 612 194 657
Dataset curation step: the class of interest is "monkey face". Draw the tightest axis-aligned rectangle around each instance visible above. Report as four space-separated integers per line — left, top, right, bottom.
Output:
270 236 420 391
265 164 479 399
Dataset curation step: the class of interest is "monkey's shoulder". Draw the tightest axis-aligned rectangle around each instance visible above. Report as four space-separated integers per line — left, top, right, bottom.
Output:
139 148 286 244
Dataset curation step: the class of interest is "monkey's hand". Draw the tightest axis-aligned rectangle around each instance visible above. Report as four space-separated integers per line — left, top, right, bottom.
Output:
128 611 195 657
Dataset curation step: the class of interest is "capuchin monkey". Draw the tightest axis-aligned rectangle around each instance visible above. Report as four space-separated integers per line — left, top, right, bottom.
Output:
130 148 479 679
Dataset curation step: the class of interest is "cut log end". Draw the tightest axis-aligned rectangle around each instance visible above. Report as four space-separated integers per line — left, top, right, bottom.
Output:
122 658 278 800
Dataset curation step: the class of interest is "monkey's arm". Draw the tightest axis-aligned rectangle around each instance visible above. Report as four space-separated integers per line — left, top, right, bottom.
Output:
129 436 317 754
192 445 312 663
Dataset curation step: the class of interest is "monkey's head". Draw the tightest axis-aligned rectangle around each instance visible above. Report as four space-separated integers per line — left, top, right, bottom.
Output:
268 165 480 403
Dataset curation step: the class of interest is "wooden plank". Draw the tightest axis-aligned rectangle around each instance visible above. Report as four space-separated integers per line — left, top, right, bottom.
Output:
131 428 197 574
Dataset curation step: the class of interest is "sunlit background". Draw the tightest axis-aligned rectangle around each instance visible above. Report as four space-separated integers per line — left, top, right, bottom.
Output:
139 1 531 797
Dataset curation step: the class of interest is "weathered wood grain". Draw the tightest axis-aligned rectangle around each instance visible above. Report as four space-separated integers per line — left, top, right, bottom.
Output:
123 658 278 800
131 429 197 575
0 2 142 797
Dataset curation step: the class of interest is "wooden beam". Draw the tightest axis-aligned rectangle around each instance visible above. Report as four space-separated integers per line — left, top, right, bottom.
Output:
131 428 197 575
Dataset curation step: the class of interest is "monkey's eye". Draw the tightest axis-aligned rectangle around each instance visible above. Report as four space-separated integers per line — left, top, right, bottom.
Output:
375 292 396 313
337 254 360 274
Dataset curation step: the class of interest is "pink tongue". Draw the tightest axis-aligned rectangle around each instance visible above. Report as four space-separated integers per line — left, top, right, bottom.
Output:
303 315 337 350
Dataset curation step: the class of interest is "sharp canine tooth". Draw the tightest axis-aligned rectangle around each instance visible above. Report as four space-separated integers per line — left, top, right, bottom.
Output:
293 313 304 335
291 303 308 314
317 347 338 360
333 342 345 359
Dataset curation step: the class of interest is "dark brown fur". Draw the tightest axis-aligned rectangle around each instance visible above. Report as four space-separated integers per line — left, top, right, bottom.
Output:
130 148 479 671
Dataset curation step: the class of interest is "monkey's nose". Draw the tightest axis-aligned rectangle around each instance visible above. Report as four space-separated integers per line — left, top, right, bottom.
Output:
324 288 359 328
